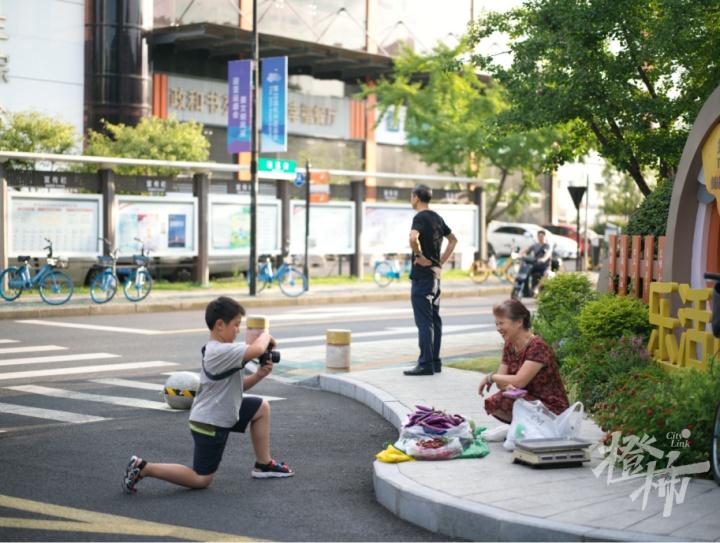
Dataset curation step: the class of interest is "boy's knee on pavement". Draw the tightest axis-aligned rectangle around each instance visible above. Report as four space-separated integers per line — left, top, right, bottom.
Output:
253 399 270 421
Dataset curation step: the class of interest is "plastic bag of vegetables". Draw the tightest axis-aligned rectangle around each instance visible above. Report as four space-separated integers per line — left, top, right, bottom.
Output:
402 436 464 461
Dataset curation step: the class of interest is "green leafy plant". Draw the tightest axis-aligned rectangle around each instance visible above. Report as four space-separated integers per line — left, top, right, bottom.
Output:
578 294 652 342
0 110 78 169
84 117 210 175
626 177 674 236
562 335 655 412
595 361 720 472
534 273 597 356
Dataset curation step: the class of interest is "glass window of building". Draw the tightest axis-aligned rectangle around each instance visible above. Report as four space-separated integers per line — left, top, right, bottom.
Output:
154 0 239 27
377 0 471 54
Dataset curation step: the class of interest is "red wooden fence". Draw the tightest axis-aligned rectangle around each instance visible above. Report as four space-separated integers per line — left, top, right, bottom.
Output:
607 234 667 303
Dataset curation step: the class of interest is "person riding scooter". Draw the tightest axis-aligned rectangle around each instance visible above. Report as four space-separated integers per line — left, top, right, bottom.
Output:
524 230 552 289
511 230 553 299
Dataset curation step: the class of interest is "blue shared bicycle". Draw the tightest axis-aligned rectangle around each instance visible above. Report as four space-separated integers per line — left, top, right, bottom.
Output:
0 238 74 305
253 256 307 297
373 254 411 287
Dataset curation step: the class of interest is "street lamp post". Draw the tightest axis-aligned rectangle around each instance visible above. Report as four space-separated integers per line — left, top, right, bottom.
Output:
568 185 587 272
249 0 259 295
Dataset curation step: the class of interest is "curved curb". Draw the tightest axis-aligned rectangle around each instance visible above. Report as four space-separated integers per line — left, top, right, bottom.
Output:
0 285 510 320
318 373 682 543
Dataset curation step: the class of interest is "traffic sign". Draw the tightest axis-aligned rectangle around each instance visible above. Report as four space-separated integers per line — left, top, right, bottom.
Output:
259 158 296 175
294 172 306 187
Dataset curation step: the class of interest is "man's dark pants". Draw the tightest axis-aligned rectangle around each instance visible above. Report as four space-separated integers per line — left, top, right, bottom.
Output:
411 276 442 367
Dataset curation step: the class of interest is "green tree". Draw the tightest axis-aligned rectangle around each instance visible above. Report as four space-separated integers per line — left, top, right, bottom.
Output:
600 166 645 228
362 41 584 222
469 0 720 196
0 111 78 169
84 117 210 175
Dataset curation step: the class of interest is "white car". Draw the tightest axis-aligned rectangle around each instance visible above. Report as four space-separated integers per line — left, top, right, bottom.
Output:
488 221 578 259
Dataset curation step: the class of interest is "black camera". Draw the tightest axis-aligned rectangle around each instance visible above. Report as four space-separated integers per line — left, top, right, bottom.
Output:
258 348 281 365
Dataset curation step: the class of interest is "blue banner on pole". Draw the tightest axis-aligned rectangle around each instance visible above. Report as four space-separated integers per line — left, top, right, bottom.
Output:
227 60 252 154
261 56 288 153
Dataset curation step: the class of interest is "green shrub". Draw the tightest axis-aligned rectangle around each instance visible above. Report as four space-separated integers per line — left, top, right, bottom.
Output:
578 294 652 342
626 177 674 236
595 361 720 471
534 273 597 354
562 335 655 412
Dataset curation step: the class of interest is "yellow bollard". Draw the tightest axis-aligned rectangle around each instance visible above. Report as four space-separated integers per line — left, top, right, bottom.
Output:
326 329 351 371
245 315 269 344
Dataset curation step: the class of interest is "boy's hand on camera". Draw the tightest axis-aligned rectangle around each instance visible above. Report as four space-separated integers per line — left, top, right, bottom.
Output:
268 336 277 349
257 361 273 377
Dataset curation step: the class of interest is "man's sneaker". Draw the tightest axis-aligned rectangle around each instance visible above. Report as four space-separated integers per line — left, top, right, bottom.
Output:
252 459 294 479
122 455 145 493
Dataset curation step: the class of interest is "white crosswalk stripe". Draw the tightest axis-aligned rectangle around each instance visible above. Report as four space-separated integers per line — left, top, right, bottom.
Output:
0 361 177 381
89 378 163 391
0 340 20 344
0 403 109 424
0 345 67 355
0 352 121 368
6 385 175 411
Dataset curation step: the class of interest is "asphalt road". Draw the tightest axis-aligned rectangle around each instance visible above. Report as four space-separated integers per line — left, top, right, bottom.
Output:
0 297 513 541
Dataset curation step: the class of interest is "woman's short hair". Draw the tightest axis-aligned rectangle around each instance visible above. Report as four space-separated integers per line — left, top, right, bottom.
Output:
492 299 531 330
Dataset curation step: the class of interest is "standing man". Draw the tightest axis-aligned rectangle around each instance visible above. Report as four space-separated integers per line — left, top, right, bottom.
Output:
404 185 458 376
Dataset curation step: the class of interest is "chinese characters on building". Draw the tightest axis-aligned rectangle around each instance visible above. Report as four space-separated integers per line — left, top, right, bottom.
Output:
0 14 9 83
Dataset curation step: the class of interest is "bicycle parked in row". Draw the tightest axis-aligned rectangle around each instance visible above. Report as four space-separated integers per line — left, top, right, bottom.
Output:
373 254 411 287
90 238 152 303
253 255 307 297
0 238 74 305
124 238 153 302
468 247 520 284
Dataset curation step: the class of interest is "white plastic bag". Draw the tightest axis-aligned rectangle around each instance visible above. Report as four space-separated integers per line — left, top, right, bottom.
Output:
402 436 464 460
399 421 473 445
503 399 584 451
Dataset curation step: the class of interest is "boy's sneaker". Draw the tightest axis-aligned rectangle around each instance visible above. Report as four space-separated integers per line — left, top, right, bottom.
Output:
122 455 145 493
252 459 294 479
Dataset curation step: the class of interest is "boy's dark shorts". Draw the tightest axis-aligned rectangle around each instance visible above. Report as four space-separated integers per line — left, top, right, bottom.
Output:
190 395 263 476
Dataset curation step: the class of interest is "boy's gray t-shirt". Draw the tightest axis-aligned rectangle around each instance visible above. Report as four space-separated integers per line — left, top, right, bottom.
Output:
189 339 247 428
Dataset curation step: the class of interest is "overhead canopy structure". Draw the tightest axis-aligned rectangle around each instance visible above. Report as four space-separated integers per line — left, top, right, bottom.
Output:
145 23 395 83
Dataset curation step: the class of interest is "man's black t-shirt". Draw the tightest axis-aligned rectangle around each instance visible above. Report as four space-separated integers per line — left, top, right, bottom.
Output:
410 209 451 280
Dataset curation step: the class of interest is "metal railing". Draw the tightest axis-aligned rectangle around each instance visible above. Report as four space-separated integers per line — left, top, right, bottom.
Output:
0 151 487 185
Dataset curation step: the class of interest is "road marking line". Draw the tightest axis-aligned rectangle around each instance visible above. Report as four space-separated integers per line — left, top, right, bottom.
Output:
15 319 163 335
0 353 121 368
6 385 175 411
89 378 163 391
0 403 108 423
0 361 178 381
0 494 261 541
0 345 67 355
0 340 19 344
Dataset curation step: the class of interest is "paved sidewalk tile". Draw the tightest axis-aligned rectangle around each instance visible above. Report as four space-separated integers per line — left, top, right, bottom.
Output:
330 365 720 542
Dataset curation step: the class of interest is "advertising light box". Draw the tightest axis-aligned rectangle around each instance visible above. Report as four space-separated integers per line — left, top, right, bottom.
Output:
9 193 102 257
117 196 197 257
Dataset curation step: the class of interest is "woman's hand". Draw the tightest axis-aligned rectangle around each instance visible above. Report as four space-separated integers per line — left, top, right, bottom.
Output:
478 375 492 396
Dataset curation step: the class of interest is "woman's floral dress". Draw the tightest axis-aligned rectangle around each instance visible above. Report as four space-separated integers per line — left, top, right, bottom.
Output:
484 335 569 423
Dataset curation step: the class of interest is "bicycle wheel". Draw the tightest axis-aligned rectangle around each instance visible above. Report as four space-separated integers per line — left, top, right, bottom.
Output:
502 258 519 283
0 267 23 301
373 261 394 287
278 267 307 297
712 402 720 484
90 271 118 304
124 269 152 302
39 270 73 305
468 261 490 283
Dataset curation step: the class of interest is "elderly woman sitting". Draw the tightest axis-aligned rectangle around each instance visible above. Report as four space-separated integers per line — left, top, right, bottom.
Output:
478 299 569 438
